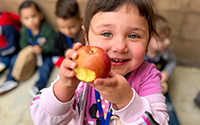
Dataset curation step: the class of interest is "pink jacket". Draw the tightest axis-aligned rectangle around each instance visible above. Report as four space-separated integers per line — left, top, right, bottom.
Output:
30 61 169 125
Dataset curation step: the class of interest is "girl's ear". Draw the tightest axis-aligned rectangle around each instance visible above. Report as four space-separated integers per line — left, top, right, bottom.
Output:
82 25 89 46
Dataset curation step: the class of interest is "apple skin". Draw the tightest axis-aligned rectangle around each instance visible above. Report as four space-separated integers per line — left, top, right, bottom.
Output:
73 46 111 82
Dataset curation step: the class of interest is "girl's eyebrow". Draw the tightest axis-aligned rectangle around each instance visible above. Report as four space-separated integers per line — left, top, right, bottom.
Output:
96 23 115 29
129 27 147 34
96 23 146 32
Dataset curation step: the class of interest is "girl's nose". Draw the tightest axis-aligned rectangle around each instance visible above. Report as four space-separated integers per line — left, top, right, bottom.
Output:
111 37 128 53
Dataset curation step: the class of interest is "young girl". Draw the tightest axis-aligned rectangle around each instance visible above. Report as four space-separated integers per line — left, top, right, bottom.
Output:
30 0 169 124
0 1 55 97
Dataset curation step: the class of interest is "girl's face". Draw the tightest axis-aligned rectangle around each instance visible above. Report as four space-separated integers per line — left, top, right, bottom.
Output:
148 32 170 53
57 17 82 38
20 7 43 31
84 4 149 76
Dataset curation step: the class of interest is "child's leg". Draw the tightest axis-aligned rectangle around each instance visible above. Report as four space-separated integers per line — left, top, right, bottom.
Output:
0 54 18 95
5 54 18 81
35 56 54 90
165 92 180 125
0 56 11 73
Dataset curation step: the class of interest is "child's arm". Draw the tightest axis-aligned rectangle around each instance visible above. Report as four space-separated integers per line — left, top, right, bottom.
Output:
30 43 82 124
162 48 177 82
54 43 82 102
19 26 29 49
30 76 77 125
90 63 169 124
0 25 19 56
39 22 55 54
113 91 169 125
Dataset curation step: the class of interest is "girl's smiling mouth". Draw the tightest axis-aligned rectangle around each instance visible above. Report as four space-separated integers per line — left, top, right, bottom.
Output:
111 58 129 66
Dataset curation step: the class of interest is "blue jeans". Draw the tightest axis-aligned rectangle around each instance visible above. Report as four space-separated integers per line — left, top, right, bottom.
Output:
6 55 54 90
165 92 180 125
5 54 18 81
34 56 54 90
0 55 12 73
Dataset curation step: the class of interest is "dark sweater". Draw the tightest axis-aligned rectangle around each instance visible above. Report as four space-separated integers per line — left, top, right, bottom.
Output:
52 32 77 56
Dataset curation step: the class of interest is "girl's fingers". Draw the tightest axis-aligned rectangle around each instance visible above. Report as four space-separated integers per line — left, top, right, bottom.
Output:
93 71 119 87
65 43 82 60
59 67 75 78
65 49 78 60
62 58 77 70
73 42 82 50
60 60 76 78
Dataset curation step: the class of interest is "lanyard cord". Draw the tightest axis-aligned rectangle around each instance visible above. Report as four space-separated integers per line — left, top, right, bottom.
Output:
95 73 130 125
95 90 112 125
27 29 41 46
64 35 73 48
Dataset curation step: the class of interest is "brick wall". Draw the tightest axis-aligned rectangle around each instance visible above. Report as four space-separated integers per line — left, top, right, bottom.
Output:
1 0 200 67
154 0 200 67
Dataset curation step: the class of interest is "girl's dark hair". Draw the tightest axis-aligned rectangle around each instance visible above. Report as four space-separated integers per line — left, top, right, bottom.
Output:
19 1 41 14
55 0 80 19
82 0 157 42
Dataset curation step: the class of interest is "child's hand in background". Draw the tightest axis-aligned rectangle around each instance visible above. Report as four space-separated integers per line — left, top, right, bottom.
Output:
33 45 42 54
89 71 133 110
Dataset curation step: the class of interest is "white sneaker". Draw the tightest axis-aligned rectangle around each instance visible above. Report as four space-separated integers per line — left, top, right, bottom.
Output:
0 80 18 95
29 86 39 98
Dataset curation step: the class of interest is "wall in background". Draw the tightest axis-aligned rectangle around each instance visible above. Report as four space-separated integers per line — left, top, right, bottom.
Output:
1 0 200 67
154 0 200 67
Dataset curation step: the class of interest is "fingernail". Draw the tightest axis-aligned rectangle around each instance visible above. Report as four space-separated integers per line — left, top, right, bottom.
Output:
72 62 77 68
72 53 77 59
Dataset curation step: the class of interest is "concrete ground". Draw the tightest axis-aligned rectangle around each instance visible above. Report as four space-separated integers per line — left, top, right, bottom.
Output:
0 65 200 125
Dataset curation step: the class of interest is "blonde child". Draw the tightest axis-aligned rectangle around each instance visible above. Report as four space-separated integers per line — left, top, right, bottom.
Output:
0 1 55 97
30 0 169 124
52 0 82 67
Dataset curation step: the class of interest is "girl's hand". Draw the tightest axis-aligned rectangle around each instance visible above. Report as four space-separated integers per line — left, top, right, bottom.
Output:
88 71 133 109
54 43 82 102
33 45 42 54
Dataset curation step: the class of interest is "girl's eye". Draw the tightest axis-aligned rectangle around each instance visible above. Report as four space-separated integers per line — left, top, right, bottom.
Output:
128 34 139 39
101 32 113 37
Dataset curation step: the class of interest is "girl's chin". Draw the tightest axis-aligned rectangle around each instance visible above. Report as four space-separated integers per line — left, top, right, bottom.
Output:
111 68 128 76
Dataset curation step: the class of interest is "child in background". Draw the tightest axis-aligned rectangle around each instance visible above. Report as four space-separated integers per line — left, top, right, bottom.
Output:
0 1 55 97
52 0 82 68
145 14 180 125
0 12 20 73
30 0 169 124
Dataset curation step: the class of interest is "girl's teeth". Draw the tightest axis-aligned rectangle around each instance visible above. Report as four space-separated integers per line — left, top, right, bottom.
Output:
112 59 126 62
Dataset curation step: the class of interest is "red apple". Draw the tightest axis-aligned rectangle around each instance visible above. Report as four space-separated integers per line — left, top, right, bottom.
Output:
73 46 111 82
